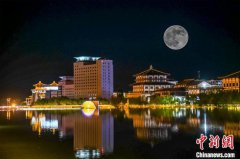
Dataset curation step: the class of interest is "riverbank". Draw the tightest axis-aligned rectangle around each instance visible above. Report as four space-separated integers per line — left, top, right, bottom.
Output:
17 104 115 110
1 104 240 111
119 104 240 109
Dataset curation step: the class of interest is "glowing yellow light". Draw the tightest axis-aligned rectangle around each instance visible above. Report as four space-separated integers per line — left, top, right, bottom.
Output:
6 111 11 120
82 108 96 117
82 101 96 109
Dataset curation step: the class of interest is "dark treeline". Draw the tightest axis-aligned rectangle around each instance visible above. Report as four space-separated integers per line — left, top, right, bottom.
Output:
187 91 240 105
33 97 109 105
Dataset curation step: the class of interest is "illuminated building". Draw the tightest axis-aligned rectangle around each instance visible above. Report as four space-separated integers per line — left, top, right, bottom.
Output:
219 71 240 92
25 96 32 106
58 76 75 99
175 79 195 89
31 81 60 102
186 80 212 94
175 79 221 95
126 65 176 99
74 56 113 99
207 79 222 87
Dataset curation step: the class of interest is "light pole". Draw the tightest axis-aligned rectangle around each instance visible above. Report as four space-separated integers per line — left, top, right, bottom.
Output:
6 98 11 106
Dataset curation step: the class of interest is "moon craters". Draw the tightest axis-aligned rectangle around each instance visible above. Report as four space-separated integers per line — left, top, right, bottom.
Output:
163 25 189 50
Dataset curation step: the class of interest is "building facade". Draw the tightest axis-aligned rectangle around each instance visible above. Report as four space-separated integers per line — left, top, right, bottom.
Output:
126 65 175 98
219 71 240 91
74 56 113 99
175 79 222 95
31 81 60 103
58 76 75 99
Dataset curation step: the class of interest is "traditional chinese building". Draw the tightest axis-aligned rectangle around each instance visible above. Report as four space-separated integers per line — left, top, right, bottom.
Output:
126 65 176 99
174 79 221 95
31 81 60 103
184 80 212 95
218 71 240 92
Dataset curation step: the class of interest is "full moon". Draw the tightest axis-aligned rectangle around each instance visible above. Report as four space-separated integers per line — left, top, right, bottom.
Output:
163 25 189 50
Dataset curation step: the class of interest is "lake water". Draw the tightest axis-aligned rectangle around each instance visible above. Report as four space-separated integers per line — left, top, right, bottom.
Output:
0 107 240 159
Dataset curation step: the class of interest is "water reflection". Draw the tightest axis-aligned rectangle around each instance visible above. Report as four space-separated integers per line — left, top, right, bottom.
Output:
74 112 114 158
30 112 60 135
224 122 240 138
123 107 228 147
29 110 114 158
2 107 240 158
126 109 173 146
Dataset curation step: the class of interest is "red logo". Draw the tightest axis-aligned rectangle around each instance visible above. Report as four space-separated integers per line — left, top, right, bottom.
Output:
196 134 234 150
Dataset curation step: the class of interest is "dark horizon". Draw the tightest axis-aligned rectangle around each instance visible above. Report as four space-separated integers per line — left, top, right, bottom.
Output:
0 0 240 100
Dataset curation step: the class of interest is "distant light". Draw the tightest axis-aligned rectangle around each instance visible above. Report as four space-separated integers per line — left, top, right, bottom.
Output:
74 56 101 61
11 103 16 107
81 101 97 117
202 83 207 88
44 86 58 91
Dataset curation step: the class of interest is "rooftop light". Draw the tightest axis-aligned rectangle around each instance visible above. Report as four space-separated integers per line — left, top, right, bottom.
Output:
74 56 101 61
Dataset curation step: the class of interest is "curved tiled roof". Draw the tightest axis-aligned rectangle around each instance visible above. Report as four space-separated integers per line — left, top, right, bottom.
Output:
33 81 45 88
218 71 240 79
134 65 170 76
132 82 174 86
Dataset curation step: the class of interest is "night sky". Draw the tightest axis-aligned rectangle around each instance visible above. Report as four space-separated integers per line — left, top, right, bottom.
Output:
0 0 240 100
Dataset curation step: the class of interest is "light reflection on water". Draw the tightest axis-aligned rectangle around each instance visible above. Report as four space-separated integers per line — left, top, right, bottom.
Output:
29 108 114 158
1 107 240 158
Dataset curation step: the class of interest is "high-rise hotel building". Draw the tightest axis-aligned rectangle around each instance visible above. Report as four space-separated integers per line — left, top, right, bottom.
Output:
73 56 113 99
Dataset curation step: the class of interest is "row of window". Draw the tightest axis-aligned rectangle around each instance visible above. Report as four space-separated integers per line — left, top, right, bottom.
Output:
75 86 97 88
74 73 97 75
75 79 97 81
136 79 167 83
136 75 167 79
74 66 97 68
144 85 171 90
224 83 239 87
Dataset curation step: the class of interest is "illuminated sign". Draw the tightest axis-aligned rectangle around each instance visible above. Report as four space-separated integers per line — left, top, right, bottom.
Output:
74 56 101 61
43 86 59 91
